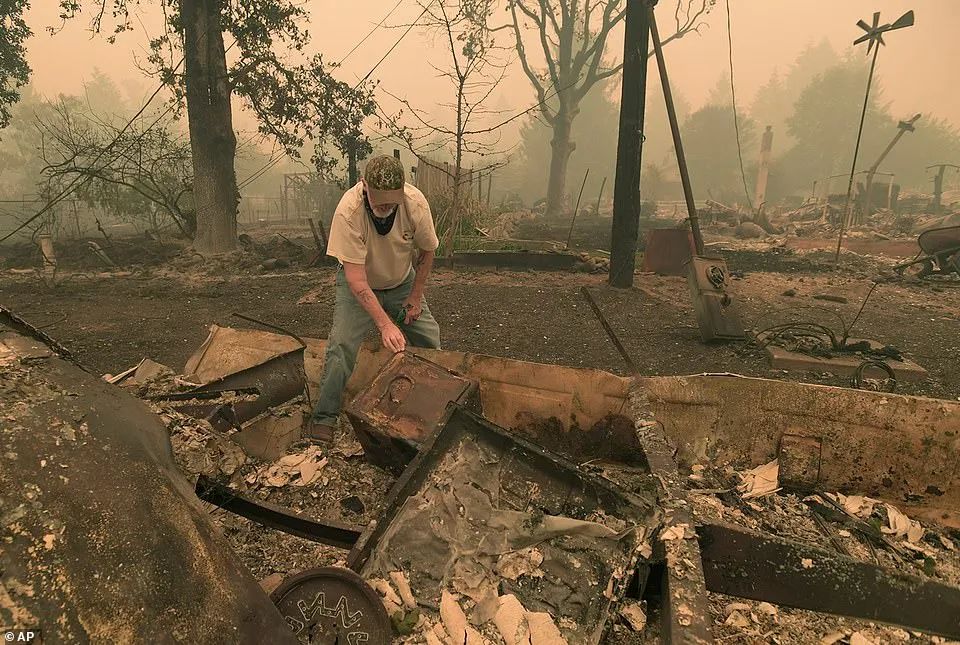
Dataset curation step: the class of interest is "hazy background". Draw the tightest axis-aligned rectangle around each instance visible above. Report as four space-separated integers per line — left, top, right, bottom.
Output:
8 0 960 209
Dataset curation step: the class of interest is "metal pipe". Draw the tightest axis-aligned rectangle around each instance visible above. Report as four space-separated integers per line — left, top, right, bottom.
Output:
835 43 881 263
649 5 704 256
565 168 590 249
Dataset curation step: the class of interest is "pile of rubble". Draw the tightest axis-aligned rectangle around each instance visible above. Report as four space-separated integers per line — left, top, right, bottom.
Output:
100 328 960 644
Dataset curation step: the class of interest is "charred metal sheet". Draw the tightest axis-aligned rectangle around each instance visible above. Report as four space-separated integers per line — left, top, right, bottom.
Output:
195 475 364 549
0 323 295 642
698 522 960 639
777 433 822 492
183 348 306 429
271 567 391 645
349 404 656 643
630 384 715 644
175 401 241 432
345 351 480 474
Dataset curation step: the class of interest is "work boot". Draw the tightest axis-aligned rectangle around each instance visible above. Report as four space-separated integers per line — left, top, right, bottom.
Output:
304 418 335 443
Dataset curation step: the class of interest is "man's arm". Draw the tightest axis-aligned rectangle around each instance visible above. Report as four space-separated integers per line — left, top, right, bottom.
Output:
402 250 435 324
410 249 435 300
342 262 406 352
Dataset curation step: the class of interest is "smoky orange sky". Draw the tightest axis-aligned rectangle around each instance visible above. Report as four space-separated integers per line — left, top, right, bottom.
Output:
20 1 960 154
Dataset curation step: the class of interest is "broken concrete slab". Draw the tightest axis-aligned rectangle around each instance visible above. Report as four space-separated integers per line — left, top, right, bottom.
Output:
764 344 928 382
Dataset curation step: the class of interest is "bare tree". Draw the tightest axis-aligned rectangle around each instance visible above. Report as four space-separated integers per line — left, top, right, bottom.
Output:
505 0 715 217
56 0 376 254
380 0 513 254
35 98 196 236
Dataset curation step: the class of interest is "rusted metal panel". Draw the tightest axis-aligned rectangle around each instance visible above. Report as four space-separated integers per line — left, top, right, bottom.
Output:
191 330 960 528
345 352 480 474
349 404 657 644
642 228 695 276
174 349 307 432
638 374 960 528
698 522 960 639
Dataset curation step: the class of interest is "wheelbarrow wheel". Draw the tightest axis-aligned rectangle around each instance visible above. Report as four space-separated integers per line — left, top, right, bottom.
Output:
898 258 934 279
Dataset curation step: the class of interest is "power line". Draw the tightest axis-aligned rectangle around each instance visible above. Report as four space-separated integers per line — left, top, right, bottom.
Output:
725 0 753 211
354 0 436 90
4 8 426 244
335 0 405 68
239 1 437 187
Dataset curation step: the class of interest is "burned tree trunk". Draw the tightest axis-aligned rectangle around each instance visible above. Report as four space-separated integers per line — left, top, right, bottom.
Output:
347 141 358 186
609 0 650 288
183 0 239 254
545 104 577 218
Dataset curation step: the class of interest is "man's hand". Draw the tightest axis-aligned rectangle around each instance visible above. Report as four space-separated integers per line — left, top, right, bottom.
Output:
402 294 423 325
379 321 406 353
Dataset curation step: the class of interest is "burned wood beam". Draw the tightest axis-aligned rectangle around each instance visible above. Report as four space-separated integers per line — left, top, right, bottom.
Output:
630 384 715 644
195 475 364 550
698 522 960 640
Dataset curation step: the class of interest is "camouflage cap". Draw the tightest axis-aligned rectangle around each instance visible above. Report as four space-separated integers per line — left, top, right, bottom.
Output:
363 155 405 191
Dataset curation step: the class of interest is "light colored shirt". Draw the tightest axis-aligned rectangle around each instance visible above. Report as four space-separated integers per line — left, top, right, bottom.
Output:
326 182 440 290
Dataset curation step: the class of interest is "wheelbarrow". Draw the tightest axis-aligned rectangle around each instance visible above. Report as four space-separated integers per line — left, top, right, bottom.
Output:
893 223 960 278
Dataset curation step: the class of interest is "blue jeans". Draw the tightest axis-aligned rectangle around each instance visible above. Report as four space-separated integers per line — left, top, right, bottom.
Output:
310 266 441 425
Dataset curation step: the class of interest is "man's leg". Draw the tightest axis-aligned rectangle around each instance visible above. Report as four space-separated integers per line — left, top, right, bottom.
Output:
310 269 374 436
381 269 441 349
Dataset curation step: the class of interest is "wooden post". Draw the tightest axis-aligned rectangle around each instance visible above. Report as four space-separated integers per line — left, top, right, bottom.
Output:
754 126 774 210
486 172 493 207
609 0 651 288
595 176 607 216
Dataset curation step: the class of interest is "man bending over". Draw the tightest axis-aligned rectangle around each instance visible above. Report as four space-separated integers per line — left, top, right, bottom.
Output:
306 155 441 441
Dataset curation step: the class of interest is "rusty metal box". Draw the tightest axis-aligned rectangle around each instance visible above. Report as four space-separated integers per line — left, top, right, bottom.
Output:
344 352 480 474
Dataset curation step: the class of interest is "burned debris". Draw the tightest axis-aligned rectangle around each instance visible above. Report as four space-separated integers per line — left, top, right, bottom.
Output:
5 311 957 643
3 1 960 644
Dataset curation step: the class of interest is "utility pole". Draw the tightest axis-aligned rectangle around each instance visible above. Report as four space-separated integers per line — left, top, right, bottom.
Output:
862 113 920 218
609 0 652 288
